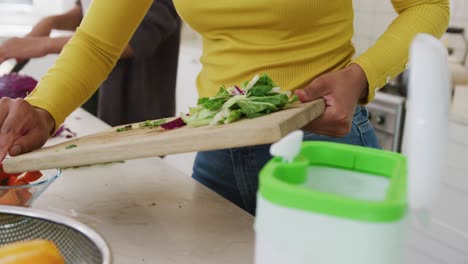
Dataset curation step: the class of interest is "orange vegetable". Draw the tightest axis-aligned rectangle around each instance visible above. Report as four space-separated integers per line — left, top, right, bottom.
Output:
0 190 21 206
0 239 65 264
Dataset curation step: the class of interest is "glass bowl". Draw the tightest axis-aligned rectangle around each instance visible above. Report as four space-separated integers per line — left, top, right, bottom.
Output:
0 169 61 207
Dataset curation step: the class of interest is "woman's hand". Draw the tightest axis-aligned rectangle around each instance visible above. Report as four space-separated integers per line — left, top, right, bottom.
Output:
0 98 55 161
0 37 51 63
295 64 368 137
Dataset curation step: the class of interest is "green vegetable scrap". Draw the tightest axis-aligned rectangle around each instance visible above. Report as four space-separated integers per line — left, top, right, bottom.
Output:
65 144 77 149
181 74 299 127
63 160 125 170
139 118 166 129
153 118 167 126
116 125 133 132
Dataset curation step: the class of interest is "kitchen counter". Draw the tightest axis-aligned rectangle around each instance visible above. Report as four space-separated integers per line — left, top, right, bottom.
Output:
25 107 468 263
34 109 255 264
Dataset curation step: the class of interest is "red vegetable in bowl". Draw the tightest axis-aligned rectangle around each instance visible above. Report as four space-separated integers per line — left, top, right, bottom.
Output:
0 164 43 206
0 191 20 206
22 171 43 182
0 165 43 186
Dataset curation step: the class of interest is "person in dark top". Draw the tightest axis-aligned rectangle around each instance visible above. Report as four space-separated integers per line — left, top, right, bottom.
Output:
0 0 180 125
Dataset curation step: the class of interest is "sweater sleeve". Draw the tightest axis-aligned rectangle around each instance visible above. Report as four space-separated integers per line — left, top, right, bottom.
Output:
351 0 450 104
25 0 152 129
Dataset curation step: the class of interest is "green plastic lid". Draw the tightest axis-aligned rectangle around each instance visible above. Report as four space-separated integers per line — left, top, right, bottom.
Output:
259 141 407 223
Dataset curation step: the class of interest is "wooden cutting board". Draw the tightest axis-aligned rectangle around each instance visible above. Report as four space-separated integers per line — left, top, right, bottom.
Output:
3 99 325 173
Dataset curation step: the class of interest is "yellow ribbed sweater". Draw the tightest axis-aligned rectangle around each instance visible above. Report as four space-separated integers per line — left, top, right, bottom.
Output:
25 0 449 129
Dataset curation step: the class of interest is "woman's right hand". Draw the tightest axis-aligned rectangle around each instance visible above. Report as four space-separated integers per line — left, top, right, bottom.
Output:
0 98 55 162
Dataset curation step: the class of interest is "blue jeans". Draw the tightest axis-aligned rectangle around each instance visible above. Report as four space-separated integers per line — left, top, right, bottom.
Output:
192 106 380 215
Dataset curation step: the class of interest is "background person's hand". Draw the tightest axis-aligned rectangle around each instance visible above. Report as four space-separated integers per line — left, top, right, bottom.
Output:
294 64 368 137
0 37 50 63
0 98 55 162
27 17 55 37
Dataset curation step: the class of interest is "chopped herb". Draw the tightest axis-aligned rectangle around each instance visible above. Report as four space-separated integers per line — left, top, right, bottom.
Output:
139 118 166 128
152 118 166 126
65 144 77 149
116 125 133 132
139 120 152 127
288 94 299 104
63 160 125 169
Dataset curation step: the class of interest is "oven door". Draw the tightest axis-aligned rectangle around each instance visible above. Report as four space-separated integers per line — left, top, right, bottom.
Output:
366 93 405 152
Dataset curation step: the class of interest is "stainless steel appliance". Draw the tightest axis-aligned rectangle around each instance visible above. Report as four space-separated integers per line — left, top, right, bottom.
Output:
367 91 406 152
0 206 111 264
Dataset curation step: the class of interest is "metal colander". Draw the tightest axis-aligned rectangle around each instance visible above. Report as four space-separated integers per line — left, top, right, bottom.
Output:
0 206 111 264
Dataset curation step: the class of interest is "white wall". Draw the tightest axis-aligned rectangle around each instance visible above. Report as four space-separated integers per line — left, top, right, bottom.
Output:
33 0 76 15
352 0 397 56
353 0 468 59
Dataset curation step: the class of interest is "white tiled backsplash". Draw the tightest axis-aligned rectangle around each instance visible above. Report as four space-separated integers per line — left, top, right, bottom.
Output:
353 0 468 58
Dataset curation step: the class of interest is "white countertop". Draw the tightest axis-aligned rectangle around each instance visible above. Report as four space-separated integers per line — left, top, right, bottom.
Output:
34 109 254 264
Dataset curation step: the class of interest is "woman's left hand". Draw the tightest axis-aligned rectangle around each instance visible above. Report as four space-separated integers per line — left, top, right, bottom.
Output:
0 37 50 63
294 64 368 137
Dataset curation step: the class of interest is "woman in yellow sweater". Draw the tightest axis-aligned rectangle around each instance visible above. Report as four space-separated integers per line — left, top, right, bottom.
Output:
0 0 449 214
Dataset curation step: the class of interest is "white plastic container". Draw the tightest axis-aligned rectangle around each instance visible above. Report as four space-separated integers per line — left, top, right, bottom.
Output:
255 142 407 264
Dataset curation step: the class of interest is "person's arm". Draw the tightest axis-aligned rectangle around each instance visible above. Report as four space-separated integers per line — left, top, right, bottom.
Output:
25 0 153 130
352 0 450 104
0 36 70 62
0 4 83 63
296 0 449 137
48 37 135 59
28 5 83 37
2 0 178 62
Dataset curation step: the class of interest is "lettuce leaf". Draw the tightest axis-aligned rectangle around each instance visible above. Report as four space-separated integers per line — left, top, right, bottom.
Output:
225 110 242 123
246 74 276 97
237 100 278 117
181 74 298 127
200 86 231 111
